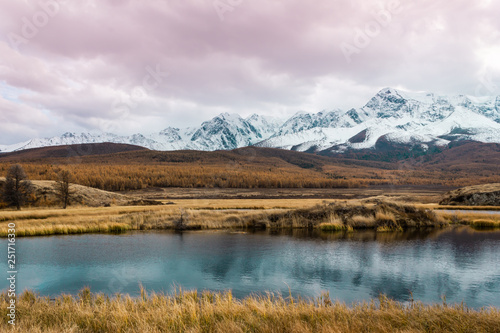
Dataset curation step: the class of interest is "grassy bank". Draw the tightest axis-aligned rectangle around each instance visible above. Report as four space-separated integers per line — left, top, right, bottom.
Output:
434 205 500 211
0 201 450 237
436 210 500 229
264 201 447 231
1 289 498 333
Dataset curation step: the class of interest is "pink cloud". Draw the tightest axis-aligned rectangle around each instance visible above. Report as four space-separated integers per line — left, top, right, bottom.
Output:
0 0 499 143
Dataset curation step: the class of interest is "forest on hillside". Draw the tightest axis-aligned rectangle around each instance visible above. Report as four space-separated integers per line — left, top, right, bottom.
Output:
0 161 499 192
1 143 499 192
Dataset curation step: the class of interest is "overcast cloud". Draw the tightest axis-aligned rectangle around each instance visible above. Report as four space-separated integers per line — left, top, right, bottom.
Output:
0 0 499 144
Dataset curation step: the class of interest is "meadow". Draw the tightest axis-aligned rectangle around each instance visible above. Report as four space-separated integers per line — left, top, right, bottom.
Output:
0 199 457 237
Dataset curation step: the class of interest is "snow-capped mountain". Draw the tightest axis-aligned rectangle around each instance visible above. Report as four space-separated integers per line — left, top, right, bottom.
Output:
1 88 500 154
0 132 121 153
258 88 500 153
0 114 284 153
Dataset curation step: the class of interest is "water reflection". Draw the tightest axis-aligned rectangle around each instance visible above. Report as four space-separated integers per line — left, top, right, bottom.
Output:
0 226 498 308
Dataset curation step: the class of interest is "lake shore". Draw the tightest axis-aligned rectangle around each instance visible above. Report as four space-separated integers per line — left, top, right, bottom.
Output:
1 288 498 333
1 198 499 237
0 199 457 237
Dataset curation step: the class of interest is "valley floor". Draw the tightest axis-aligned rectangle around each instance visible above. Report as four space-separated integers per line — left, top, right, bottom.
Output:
120 184 455 202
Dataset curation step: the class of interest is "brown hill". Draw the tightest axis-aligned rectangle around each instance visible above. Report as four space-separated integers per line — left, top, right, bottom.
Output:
421 141 500 172
0 143 147 162
0 141 499 190
0 177 162 207
0 145 398 190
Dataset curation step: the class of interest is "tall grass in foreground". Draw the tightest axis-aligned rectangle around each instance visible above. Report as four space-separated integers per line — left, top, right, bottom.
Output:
0 288 498 333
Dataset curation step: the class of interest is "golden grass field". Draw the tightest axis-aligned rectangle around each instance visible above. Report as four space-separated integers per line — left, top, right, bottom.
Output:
0 199 325 237
0 199 406 237
1 288 499 333
2 197 498 237
435 210 500 228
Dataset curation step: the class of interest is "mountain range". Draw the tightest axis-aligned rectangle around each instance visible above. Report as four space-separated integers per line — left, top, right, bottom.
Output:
2 88 499 154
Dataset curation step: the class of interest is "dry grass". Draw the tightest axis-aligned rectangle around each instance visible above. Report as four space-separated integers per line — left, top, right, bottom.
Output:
375 226 396 232
0 205 280 237
375 211 396 223
0 200 450 237
318 213 352 231
168 198 336 209
436 211 500 228
431 204 500 211
0 199 329 237
9 223 129 237
318 223 352 232
254 201 447 231
471 220 500 228
1 288 498 333
347 215 377 228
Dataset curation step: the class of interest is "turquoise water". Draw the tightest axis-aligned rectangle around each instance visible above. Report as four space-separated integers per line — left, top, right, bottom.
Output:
1 227 499 308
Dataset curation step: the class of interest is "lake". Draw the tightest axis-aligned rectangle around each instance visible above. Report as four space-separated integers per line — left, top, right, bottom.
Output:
1 226 499 308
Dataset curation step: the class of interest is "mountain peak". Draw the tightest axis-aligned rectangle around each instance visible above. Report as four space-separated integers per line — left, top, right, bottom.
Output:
363 88 407 117
377 87 401 96
246 113 260 120
217 112 243 122
159 127 180 135
2 88 500 154
61 132 76 138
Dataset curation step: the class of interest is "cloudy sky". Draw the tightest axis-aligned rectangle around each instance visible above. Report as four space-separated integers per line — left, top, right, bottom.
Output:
0 0 499 144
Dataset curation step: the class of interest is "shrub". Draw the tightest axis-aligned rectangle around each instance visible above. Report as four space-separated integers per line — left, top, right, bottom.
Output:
348 215 376 228
319 222 346 231
472 220 500 228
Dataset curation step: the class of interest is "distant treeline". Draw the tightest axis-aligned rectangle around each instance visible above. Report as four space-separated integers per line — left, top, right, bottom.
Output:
1 161 499 192
0 163 364 191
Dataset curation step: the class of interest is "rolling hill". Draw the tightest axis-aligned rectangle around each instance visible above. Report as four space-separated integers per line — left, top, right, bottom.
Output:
0 141 499 191
0 143 147 162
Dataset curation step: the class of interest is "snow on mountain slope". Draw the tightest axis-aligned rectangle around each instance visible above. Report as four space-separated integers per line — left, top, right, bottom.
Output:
189 113 263 150
246 114 283 139
0 133 120 153
1 88 499 153
257 87 500 152
273 109 356 137
0 113 285 153
0 140 33 153
259 126 364 151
